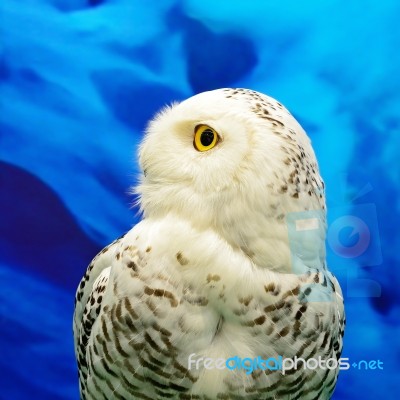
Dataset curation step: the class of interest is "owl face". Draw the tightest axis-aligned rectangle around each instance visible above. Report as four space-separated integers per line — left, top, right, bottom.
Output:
139 91 259 194
136 89 324 261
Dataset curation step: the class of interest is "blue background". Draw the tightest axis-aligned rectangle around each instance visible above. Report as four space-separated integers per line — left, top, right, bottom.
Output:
1 0 399 398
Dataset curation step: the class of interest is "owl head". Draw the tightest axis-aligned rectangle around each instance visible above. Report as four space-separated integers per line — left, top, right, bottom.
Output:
136 88 325 270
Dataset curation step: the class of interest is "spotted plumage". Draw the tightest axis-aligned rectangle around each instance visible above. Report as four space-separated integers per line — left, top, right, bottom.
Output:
74 88 345 399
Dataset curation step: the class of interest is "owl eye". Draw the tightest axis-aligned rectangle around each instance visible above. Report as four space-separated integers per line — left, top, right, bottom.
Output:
193 125 219 152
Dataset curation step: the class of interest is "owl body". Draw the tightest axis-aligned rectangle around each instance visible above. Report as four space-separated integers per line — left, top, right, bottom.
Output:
74 89 345 399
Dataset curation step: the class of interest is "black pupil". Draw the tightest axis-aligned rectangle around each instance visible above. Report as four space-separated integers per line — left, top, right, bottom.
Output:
200 129 215 146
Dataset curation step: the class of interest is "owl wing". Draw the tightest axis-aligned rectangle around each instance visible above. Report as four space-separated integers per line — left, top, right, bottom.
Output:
73 217 345 400
73 234 126 397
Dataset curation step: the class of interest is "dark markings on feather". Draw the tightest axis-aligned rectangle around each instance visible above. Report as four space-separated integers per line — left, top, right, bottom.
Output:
113 389 129 400
251 368 263 380
270 203 278 210
239 295 253 306
101 315 111 342
160 335 176 354
246 376 281 393
100 356 118 378
176 252 189 265
321 331 330 348
265 324 274 335
183 294 209 306
280 184 288 193
315 314 321 329
124 297 139 319
147 348 171 370
277 213 285 221
282 285 300 300
144 286 178 307
333 341 340 351
325 372 337 390
137 356 169 387
124 245 135 252
303 368 331 398
173 360 198 383
254 315 266 325
114 333 129 358
233 307 248 316
96 335 114 366
115 301 124 324
299 304 308 313
271 315 280 323
90 373 106 399
277 373 308 397
144 331 166 355
131 340 146 352
264 282 276 294
151 364 173 381
261 116 285 127
306 344 319 361
126 390 153 400
206 274 221 283
154 389 175 398
122 358 139 377
104 379 124 399
243 315 266 327
152 321 172 337
126 261 138 271
296 340 313 358
145 299 157 313
123 314 138 333
278 326 290 337
92 336 100 357
89 350 105 381
169 382 189 392
304 286 312 296
264 299 286 313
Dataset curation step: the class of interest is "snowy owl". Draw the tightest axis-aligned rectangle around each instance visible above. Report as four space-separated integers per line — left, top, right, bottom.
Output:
73 88 345 400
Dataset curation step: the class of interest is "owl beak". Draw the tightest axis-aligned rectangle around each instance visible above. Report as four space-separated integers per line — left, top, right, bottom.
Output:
143 169 148 177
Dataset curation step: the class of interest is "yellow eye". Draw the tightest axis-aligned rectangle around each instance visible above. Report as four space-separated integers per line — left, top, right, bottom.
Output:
193 125 219 152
